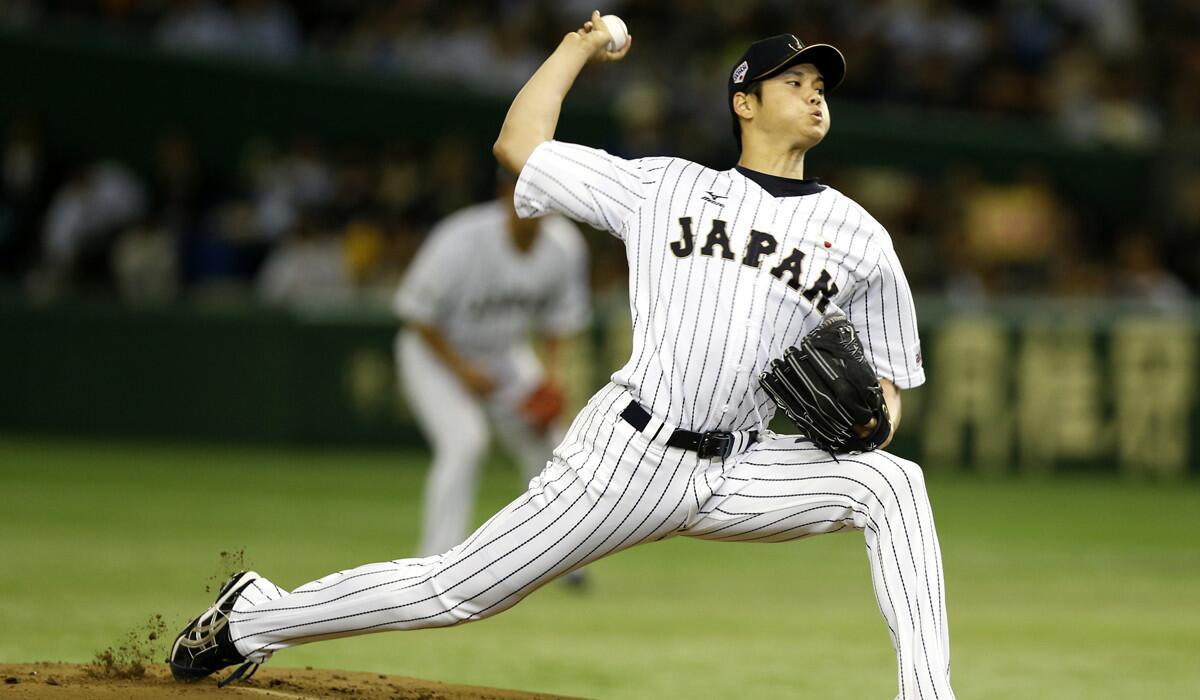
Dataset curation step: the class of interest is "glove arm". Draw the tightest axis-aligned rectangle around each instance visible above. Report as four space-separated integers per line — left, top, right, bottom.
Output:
878 378 901 446
862 378 901 449
846 384 895 453
760 316 900 454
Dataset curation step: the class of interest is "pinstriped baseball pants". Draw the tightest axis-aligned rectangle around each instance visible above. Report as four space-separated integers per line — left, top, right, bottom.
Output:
229 383 953 699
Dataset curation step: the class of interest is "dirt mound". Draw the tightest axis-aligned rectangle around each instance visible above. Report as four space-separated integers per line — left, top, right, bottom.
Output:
83 614 169 680
0 663 584 699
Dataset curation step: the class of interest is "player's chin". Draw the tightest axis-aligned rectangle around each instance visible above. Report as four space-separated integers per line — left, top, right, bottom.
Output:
793 126 828 149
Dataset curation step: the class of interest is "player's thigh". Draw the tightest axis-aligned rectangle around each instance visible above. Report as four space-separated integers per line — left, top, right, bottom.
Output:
684 436 928 543
398 331 489 452
447 386 700 583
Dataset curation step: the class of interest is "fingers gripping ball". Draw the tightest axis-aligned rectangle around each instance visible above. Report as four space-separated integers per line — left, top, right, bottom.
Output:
519 381 566 432
758 313 891 453
601 14 628 52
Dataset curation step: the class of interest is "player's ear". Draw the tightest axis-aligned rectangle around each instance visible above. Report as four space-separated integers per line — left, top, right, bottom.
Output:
732 91 756 123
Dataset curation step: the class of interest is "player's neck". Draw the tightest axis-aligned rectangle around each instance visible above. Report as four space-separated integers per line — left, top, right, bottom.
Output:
736 145 807 180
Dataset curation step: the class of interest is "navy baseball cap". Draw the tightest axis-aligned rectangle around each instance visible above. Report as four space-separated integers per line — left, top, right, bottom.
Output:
728 34 846 147
728 34 846 100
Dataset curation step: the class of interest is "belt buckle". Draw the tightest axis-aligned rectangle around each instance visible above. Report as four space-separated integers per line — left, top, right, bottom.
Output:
698 431 733 459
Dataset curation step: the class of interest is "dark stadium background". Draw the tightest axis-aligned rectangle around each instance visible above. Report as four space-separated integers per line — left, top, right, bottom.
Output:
1 3 1197 699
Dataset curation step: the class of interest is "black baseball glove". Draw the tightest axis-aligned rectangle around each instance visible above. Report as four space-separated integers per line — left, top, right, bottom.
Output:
759 313 891 453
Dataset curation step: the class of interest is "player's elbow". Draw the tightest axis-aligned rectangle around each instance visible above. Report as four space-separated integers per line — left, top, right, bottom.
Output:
492 134 526 177
492 137 514 172
494 126 549 177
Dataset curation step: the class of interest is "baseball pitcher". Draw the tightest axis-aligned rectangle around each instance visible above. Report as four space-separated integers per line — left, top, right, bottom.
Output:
171 14 954 699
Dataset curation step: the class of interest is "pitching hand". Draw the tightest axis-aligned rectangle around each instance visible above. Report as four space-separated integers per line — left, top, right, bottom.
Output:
573 10 632 63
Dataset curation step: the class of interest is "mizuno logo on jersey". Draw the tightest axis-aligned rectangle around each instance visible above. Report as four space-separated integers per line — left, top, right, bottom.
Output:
700 191 727 206
669 216 839 312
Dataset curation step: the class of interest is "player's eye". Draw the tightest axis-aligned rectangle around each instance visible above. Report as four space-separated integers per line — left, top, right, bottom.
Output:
817 88 825 96
786 81 800 87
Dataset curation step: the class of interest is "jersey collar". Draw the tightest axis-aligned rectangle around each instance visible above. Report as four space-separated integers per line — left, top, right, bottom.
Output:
735 166 825 197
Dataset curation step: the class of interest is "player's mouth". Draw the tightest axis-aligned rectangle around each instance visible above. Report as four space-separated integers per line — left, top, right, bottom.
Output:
810 110 824 121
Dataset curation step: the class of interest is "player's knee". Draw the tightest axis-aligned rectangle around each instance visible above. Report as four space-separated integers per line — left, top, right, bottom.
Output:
893 454 925 481
855 452 925 506
426 573 521 626
879 453 929 501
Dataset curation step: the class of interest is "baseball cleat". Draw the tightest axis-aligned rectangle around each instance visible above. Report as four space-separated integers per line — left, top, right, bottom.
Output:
168 570 260 684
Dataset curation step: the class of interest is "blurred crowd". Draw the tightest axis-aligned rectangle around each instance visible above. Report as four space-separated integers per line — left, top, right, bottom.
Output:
0 0 1196 307
10 0 1199 143
0 114 494 307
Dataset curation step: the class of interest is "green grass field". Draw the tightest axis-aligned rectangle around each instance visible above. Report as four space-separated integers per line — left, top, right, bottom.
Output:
2 437 1198 699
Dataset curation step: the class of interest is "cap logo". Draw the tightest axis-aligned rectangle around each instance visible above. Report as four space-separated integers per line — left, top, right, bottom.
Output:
787 35 803 52
732 60 749 84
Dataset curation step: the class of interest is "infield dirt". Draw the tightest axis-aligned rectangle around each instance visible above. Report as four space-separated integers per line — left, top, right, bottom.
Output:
0 663 584 699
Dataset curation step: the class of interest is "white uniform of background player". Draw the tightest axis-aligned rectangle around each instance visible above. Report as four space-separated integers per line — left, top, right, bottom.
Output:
394 188 590 556
202 17 955 700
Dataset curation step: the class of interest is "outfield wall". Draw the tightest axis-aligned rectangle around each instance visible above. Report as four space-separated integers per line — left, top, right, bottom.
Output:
1 299 1196 478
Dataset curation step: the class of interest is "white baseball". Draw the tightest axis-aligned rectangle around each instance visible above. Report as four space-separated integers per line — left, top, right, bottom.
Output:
601 14 628 52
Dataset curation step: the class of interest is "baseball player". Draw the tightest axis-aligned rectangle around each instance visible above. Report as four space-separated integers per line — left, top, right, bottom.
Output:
171 15 954 699
394 175 590 559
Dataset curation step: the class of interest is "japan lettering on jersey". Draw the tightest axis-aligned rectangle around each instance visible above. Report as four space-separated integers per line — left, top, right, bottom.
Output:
394 200 591 354
514 141 923 433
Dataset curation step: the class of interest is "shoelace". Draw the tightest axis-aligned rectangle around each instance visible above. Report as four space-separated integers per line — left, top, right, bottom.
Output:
217 661 260 688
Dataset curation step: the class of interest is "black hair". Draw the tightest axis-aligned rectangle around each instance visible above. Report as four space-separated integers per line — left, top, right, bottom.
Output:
731 80 765 152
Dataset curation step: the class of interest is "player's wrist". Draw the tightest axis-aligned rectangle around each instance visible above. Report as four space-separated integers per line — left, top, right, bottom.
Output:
866 402 893 449
558 32 597 62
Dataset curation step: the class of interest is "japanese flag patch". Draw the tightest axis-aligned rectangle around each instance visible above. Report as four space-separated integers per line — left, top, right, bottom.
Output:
732 60 749 84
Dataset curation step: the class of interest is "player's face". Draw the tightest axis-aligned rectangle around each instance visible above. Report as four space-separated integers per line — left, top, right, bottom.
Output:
756 64 829 148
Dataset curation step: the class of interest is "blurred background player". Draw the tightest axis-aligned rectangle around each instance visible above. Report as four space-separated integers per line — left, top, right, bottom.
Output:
393 173 591 568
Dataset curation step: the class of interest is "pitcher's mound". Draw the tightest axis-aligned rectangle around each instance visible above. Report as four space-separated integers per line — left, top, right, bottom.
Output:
0 663 584 699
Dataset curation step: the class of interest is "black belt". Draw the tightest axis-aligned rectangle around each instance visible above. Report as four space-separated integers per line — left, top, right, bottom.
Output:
619 400 757 459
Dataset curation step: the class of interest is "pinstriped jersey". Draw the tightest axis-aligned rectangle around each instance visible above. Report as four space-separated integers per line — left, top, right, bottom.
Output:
514 140 924 433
